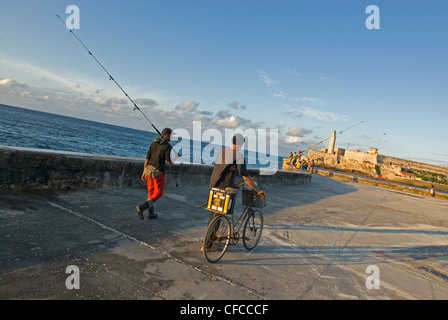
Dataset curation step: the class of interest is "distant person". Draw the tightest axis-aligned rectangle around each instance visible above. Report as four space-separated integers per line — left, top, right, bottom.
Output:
308 159 315 173
292 152 298 166
287 151 294 165
430 185 435 197
300 159 308 171
136 128 173 220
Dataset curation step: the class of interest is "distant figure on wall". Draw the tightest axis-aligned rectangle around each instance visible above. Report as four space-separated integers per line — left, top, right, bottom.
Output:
430 185 435 197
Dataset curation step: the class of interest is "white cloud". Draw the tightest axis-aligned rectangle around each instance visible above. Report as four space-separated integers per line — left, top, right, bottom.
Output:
282 68 299 76
293 97 325 104
214 112 261 129
256 69 280 86
0 78 28 88
175 100 199 112
273 90 285 98
301 107 347 122
285 136 307 144
287 126 312 137
284 106 347 122
216 115 241 128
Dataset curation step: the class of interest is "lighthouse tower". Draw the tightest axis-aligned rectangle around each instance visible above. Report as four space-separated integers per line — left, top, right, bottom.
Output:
328 130 336 154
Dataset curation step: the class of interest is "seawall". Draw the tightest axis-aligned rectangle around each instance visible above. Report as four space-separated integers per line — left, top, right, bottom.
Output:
0 146 311 191
282 160 448 200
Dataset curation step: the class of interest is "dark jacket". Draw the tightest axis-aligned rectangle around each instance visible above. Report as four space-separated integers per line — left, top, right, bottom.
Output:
146 137 172 173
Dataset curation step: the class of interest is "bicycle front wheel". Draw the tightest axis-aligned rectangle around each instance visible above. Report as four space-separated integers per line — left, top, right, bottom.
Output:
243 210 264 250
203 215 231 263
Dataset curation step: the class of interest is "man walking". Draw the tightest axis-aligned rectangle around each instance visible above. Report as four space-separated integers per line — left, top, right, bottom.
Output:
136 128 173 220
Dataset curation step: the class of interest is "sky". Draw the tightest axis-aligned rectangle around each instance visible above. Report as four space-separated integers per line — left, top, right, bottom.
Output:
0 0 447 166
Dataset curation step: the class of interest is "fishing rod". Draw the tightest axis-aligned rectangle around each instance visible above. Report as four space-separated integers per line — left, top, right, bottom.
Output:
56 14 180 158
197 120 364 208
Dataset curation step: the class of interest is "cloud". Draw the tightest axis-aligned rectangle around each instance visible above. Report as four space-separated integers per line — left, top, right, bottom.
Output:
285 136 308 144
273 90 285 98
0 78 28 89
199 110 213 116
256 69 280 86
215 114 260 129
301 107 347 122
284 106 347 122
293 97 325 104
215 115 241 128
283 126 313 146
0 73 263 135
0 57 86 93
175 100 199 112
287 126 312 137
216 109 230 119
134 98 159 109
228 101 246 110
93 97 128 107
282 68 299 76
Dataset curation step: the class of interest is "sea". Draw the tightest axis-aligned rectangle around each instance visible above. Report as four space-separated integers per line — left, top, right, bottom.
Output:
0 104 283 169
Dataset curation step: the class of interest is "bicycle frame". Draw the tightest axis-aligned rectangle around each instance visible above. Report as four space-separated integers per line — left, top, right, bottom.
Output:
228 204 253 239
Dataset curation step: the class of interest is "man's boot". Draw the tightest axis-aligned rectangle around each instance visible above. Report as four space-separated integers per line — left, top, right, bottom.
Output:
148 206 158 219
146 199 158 219
136 201 149 220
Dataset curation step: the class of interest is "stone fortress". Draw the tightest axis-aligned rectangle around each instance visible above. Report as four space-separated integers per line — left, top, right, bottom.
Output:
293 130 448 185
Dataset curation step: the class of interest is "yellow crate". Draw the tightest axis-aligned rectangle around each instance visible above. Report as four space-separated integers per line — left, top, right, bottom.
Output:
206 188 237 215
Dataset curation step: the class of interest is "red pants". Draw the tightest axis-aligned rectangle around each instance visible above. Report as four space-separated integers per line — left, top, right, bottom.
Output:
146 172 165 202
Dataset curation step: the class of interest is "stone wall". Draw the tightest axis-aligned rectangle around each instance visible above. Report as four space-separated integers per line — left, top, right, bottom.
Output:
307 150 339 167
0 146 311 191
307 148 447 180
343 149 378 164
379 155 448 176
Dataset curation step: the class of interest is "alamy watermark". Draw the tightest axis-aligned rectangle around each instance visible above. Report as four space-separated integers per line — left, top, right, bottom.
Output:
171 121 279 175
365 265 380 289
65 265 80 290
365 5 380 30
64 4 380 31
65 5 80 30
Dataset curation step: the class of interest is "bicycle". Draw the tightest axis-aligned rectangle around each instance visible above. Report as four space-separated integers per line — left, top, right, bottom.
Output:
203 188 265 263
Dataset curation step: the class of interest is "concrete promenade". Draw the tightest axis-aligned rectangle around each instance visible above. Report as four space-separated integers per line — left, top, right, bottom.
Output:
1 173 448 300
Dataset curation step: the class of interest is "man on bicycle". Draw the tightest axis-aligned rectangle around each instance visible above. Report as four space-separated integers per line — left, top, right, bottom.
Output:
203 133 267 251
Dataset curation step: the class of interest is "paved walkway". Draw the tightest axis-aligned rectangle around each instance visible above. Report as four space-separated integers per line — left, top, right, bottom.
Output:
1 174 448 300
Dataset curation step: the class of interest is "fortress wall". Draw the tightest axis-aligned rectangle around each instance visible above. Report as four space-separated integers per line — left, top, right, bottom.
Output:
343 150 378 164
379 155 448 175
306 150 339 166
0 146 311 191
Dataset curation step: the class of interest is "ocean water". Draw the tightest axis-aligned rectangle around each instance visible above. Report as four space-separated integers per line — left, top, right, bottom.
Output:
0 104 282 169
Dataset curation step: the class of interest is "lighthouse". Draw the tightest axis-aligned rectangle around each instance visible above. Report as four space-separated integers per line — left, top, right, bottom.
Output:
328 130 336 154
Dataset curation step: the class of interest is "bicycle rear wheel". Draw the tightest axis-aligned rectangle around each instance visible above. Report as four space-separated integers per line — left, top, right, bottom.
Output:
243 210 263 250
203 215 231 263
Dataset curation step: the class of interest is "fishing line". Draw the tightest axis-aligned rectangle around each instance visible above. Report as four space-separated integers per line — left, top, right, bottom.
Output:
56 14 180 158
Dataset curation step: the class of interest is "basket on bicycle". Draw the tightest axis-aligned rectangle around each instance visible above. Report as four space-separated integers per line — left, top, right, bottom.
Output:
242 189 266 208
206 187 237 215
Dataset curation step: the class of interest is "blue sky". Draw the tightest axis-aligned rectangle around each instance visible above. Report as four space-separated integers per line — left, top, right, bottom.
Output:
0 0 447 166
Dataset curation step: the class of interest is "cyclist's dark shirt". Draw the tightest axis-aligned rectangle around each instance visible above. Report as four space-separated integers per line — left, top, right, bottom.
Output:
209 147 249 189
